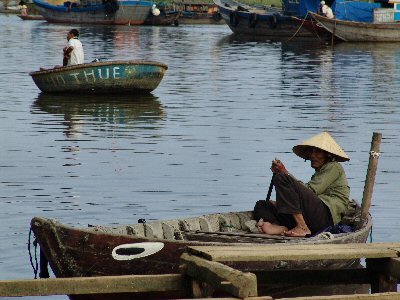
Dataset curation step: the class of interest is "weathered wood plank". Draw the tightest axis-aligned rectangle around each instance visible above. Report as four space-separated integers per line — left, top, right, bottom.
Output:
187 243 400 262
367 258 400 279
181 253 257 298
255 268 371 285
278 292 400 299
0 274 184 297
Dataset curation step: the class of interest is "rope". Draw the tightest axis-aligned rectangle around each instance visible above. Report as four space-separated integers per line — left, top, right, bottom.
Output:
286 12 309 42
28 228 39 279
315 232 335 240
369 225 373 243
370 151 380 159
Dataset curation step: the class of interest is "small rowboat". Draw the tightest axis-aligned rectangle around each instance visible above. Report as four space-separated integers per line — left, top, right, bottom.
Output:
31 201 371 299
29 60 168 94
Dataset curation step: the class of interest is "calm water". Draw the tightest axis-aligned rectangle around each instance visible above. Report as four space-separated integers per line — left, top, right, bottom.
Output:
1 13 400 298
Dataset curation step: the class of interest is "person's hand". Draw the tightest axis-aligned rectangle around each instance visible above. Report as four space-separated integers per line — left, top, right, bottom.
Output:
271 158 288 174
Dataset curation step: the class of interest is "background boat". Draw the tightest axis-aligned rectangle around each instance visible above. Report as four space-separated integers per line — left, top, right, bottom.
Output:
172 0 224 24
33 0 153 25
30 202 371 300
29 60 168 94
213 0 316 38
309 11 400 42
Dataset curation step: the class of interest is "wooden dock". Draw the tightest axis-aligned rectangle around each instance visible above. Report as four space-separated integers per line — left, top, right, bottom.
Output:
1 242 400 299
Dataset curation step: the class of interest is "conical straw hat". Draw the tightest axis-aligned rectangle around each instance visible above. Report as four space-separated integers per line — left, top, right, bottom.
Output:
292 132 350 162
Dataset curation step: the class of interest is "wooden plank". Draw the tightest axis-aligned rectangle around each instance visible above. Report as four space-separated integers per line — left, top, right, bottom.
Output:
0 274 184 297
367 258 400 293
278 292 400 299
189 242 400 253
255 268 371 285
188 247 398 262
367 258 400 279
181 253 257 298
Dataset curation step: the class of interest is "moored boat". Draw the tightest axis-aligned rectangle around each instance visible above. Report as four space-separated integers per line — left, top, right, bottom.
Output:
173 0 224 24
309 11 400 42
213 0 316 38
33 0 152 25
30 199 372 299
29 60 168 94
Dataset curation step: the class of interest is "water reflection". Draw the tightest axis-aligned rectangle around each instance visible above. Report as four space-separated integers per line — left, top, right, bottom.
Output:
31 93 165 138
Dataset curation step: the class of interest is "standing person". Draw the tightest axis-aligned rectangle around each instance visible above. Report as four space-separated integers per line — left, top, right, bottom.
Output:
319 1 334 19
254 132 350 237
63 29 84 67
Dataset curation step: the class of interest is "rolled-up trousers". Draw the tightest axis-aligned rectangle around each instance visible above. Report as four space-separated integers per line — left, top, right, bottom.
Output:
253 173 333 234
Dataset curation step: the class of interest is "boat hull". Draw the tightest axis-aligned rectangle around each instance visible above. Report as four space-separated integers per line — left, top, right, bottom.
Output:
309 12 400 42
33 0 152 25
18 14 45 20
214 0 314 37
143 11 180 26
29 60 168 94
30 208 372 299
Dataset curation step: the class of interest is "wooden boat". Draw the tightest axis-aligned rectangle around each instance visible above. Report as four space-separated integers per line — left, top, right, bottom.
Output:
309 11 400 42
213 0 316 38
33 0 152 25
173 0 224 24
30 199 372 299
29 60 168 94
18 14 45 20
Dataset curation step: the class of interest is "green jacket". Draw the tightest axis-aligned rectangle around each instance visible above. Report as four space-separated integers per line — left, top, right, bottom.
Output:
306 161 350 225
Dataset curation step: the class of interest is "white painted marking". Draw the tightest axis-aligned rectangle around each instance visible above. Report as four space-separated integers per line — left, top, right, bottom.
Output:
112 242 164 261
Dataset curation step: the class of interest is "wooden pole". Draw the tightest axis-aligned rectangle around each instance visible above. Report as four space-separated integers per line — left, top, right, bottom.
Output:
359 132 382 226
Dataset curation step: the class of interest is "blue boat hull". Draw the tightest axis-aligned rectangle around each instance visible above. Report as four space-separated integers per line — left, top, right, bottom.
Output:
33 0 152 25
30 60 168 94
214 0 314 38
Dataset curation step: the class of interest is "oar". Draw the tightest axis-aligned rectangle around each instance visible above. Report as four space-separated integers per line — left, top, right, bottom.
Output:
266 174 275 202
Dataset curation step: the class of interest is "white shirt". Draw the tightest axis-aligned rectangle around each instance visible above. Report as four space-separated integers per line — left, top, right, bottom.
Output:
66 38 84 66
322 4 334 19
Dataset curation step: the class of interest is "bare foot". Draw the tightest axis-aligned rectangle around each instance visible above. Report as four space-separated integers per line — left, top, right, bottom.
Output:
284 226 311 237
257 219 288 235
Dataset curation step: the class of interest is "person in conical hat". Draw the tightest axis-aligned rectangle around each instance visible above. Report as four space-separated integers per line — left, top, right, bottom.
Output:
253 131 350 237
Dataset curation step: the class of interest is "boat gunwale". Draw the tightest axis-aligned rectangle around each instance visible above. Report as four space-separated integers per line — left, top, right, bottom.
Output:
29 60 169 76
309 11 400 29
30 211 372 246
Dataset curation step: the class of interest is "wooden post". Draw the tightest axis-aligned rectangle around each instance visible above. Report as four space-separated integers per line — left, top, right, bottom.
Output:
359 132 382 227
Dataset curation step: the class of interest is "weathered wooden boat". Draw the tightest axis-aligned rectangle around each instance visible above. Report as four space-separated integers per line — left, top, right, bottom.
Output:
30 200 372 299
29 60 168 94
309 11 400 42
18 14 45 20
173 0 224 24
214 0 317 38
33 0 152 25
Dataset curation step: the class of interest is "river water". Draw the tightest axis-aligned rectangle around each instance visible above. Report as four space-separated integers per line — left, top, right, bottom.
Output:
1 13 400 298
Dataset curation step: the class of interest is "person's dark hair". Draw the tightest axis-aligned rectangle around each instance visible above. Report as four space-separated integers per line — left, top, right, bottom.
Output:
69 29 79 37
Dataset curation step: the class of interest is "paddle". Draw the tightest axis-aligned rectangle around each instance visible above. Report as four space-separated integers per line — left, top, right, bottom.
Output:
266 174 275 202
